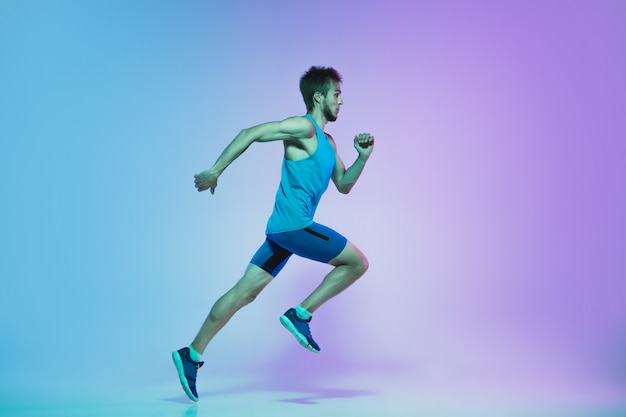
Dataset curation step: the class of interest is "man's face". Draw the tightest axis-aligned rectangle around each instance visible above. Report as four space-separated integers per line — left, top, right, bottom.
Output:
322 81 343 122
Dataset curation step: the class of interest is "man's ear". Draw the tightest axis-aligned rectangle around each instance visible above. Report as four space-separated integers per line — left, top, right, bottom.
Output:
313 91 323 104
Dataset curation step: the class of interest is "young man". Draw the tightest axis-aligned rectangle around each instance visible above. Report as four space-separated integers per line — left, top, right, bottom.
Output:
173 66 374 402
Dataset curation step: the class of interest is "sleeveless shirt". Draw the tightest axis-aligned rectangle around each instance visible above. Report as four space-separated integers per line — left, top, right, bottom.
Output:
265 114 336 234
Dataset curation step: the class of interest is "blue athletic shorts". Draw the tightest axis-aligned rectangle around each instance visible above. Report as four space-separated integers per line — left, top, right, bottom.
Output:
250 222 348 277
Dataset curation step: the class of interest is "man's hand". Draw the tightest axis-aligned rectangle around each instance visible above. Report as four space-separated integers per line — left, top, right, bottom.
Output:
354 133 374 157
194 170 219 194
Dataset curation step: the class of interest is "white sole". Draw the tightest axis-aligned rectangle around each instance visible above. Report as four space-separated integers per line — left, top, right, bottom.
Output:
172 351 199 402
279 316 320 354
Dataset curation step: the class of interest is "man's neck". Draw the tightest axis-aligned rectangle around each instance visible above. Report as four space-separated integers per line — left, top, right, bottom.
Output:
308 108 328 131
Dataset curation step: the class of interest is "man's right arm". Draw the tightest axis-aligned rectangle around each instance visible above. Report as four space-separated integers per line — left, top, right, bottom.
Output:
194 116 314 194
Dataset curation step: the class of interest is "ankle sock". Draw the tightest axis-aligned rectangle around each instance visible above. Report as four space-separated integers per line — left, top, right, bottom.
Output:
188 345 203 362
295 305 312 321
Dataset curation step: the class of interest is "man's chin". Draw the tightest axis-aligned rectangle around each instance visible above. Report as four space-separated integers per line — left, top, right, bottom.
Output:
323 108 338 122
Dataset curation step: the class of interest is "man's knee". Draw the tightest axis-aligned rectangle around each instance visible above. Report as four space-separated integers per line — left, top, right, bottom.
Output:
231 283 260 307
234 266 272 304
330 242 369 276
355 253 369 277
361 254 370 273
349 243 369 276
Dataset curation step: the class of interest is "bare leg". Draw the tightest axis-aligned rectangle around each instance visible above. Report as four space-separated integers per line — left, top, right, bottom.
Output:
191 264 273 354
299 241 368 313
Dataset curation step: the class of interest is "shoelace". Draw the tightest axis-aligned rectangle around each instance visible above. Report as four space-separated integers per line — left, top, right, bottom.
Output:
302 321 313 337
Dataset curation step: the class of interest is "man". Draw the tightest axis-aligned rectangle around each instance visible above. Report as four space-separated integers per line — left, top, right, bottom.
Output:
172 66 374 402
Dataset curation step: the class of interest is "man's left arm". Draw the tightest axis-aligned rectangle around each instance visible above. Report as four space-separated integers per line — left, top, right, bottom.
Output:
331 133 374 194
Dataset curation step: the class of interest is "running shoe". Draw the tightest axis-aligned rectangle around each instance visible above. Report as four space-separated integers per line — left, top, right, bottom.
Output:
172 347 204 402
280 308 321 353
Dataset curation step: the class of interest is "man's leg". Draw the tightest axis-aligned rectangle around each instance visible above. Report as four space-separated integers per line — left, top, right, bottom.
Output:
173 264 272 401
300 241 368 313
192 263 273 354
280 241 368 353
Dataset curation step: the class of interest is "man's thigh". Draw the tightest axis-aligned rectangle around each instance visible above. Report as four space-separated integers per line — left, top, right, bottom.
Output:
269 222 348 264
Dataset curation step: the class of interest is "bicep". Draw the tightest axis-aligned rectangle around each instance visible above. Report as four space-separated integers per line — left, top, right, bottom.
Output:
252 117 315 142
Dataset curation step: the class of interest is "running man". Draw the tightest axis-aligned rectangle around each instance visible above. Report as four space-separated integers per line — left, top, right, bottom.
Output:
173 66 374 402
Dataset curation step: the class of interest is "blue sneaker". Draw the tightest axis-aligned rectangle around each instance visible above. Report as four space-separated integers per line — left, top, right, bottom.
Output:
172 347 204 402
280 308 321 353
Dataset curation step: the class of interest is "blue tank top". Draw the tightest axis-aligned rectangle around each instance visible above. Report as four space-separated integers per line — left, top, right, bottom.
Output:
266 114 336 234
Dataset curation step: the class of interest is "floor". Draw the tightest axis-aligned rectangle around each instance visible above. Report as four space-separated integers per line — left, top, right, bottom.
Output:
2 372 625 417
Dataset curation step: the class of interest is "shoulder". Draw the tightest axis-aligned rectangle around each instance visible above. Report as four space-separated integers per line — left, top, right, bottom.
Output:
277 116 315 139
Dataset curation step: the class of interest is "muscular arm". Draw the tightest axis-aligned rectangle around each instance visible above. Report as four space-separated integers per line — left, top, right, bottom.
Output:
194 117 314 193
331 133 374 194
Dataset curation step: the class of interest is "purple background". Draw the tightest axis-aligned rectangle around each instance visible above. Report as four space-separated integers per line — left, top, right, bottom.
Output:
1 0 625 407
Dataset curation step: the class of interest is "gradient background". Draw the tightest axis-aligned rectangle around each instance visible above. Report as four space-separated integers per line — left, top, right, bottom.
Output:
1 0 625 413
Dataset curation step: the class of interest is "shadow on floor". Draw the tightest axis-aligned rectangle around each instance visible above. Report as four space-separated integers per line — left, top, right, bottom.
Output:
163 383 376 405
276 387 376 404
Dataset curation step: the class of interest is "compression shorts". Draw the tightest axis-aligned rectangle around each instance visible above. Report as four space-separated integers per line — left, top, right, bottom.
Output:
250 222 348 277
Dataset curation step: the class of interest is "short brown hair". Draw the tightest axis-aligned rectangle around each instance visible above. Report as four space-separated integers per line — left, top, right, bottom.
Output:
299 66 342 112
